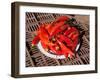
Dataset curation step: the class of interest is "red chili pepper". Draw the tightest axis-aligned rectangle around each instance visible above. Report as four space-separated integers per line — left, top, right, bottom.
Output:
41 41 49 51
58 34 73 47
55 16 69 22
38 27 49 39
32 35 40 46
68 29 79 39
67 28 79 51
51 24 70 37
57 39 74 58
49 45 63 55
64 28 79 51
71 32 79 41
50 21 65 36
60 24 70 30
64 27 78 36
45 24 54 34
38 26 50 46
45 16 70 36
31 25 49 47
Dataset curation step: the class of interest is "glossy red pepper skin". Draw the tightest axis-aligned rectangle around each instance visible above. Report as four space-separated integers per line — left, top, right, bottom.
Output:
64 27 78 36
49 21 65 36
49 45 63 55
50 24 70 37
71 32 79 41
68 31 79 39
38 27 49 45
41 41 49 51
57 39 74 58
32 35 40 45
58 34 73 47
32 24 50 47
55 16 69 22
64 27 79 51
45 24 53 34
47 16 70 37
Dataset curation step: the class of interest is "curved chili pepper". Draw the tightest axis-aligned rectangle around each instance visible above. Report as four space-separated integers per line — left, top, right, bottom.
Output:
31 25 49 46
46 16 70 36
63 27 79 51
68 28 79 39
49 45 63 55
57 39 74 58
71 33 79 41
38 26 50 46
51 24 70 37
58 34 73 47
59 33 79 52
32 35 40 46
64 27 78 36
45 24 54 34
41 41 49 51
55 16 69 22
50 21 65 36
38 27 49 39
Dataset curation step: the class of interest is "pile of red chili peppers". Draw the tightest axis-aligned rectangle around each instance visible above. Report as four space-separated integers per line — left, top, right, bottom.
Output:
32 16 80 58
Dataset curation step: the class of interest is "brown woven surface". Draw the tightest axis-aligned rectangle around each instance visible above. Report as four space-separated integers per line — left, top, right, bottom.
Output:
25 13 89 67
